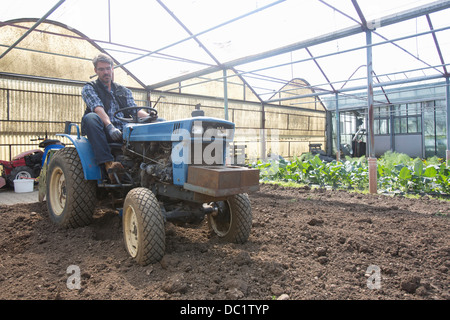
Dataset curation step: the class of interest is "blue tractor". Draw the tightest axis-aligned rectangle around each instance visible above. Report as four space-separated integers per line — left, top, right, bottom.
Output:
39 105 259 265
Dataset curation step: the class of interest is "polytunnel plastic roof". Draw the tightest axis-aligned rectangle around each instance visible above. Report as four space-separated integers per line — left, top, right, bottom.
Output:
1 0 450 105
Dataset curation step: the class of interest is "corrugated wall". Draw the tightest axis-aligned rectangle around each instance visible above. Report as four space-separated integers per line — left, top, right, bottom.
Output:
0 75 326 173
0 75 326 167
0 75 148 163
155 76 327 162
0 20 143 88
151 88 326 162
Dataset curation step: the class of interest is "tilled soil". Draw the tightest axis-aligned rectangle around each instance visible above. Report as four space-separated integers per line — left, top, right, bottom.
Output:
0 184 449 300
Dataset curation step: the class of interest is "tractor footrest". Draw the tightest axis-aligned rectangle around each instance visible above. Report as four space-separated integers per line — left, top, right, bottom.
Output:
184 165 259 197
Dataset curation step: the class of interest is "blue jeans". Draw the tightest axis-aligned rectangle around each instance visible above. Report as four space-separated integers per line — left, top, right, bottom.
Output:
81 112 116 165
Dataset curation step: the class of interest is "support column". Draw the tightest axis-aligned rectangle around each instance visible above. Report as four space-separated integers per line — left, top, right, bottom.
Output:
260 103 266 160
366 30 377 193
335 93 341 161
446 77 450 165
223 69 229 121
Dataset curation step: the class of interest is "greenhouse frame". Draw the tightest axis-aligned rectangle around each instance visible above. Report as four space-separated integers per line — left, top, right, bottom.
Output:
1 0 450 193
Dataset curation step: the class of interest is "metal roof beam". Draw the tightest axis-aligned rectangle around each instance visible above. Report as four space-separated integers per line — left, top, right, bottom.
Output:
320 0 443 75
155 0 265 103
1 21 215 69
426 14 448 76
0 0 66 59
115 0 285 72
148 0 450 90
305 47 336 92
150 23 450 94
266 73 445 103
156 0 221 67
351 0 368 29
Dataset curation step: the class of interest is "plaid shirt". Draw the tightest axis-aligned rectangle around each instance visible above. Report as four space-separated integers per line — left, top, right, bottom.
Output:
82 81 136 130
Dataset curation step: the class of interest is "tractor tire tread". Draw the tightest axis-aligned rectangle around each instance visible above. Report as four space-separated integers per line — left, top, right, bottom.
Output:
47 147 97 228
230 193 252 243
127 188 165 265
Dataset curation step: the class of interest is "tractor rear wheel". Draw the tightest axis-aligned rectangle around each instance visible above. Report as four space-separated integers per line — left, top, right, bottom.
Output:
46 147 97 228
208 193 252 243
123 188 165 265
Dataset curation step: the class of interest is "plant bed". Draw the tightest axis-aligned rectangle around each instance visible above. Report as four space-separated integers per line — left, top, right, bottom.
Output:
253 151 450 197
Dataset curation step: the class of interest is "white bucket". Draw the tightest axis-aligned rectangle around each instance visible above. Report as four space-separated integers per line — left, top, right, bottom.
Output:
13 179 34 193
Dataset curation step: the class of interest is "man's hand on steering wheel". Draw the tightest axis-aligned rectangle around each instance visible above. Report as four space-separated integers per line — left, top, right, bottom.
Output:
113 106 158 124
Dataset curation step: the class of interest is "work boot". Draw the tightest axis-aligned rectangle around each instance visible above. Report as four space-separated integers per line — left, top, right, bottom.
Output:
104 161 125 184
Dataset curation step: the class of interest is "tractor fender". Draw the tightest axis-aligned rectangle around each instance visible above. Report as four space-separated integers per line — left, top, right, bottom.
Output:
56 134 102 181
41 144 65 167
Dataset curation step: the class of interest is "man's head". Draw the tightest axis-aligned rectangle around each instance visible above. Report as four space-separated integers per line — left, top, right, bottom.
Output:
93 53 114 85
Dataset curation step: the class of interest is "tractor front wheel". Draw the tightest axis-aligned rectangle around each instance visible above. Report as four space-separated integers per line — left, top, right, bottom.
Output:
123 188 165 265
208 193 252 244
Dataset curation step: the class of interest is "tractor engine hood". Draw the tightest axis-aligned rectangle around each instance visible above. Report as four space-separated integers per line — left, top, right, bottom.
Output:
122 117 235 143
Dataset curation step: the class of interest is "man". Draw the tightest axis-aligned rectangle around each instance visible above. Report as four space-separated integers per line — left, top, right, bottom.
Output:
81 53 147 183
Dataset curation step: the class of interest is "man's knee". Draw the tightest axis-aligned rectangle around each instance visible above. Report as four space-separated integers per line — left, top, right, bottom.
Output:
82 112 102 125
81 112 103 135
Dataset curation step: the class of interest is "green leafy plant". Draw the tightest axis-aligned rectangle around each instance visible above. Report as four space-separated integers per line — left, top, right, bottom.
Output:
252 151 450 196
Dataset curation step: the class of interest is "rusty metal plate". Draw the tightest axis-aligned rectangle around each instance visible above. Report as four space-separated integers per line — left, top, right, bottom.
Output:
184 165 260 197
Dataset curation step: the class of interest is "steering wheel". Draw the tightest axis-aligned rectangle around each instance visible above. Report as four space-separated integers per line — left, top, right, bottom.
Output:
113 106 158 124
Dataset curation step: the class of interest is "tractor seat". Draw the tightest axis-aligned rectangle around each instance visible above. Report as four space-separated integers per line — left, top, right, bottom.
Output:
108 142 123 148
108 143 123 152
